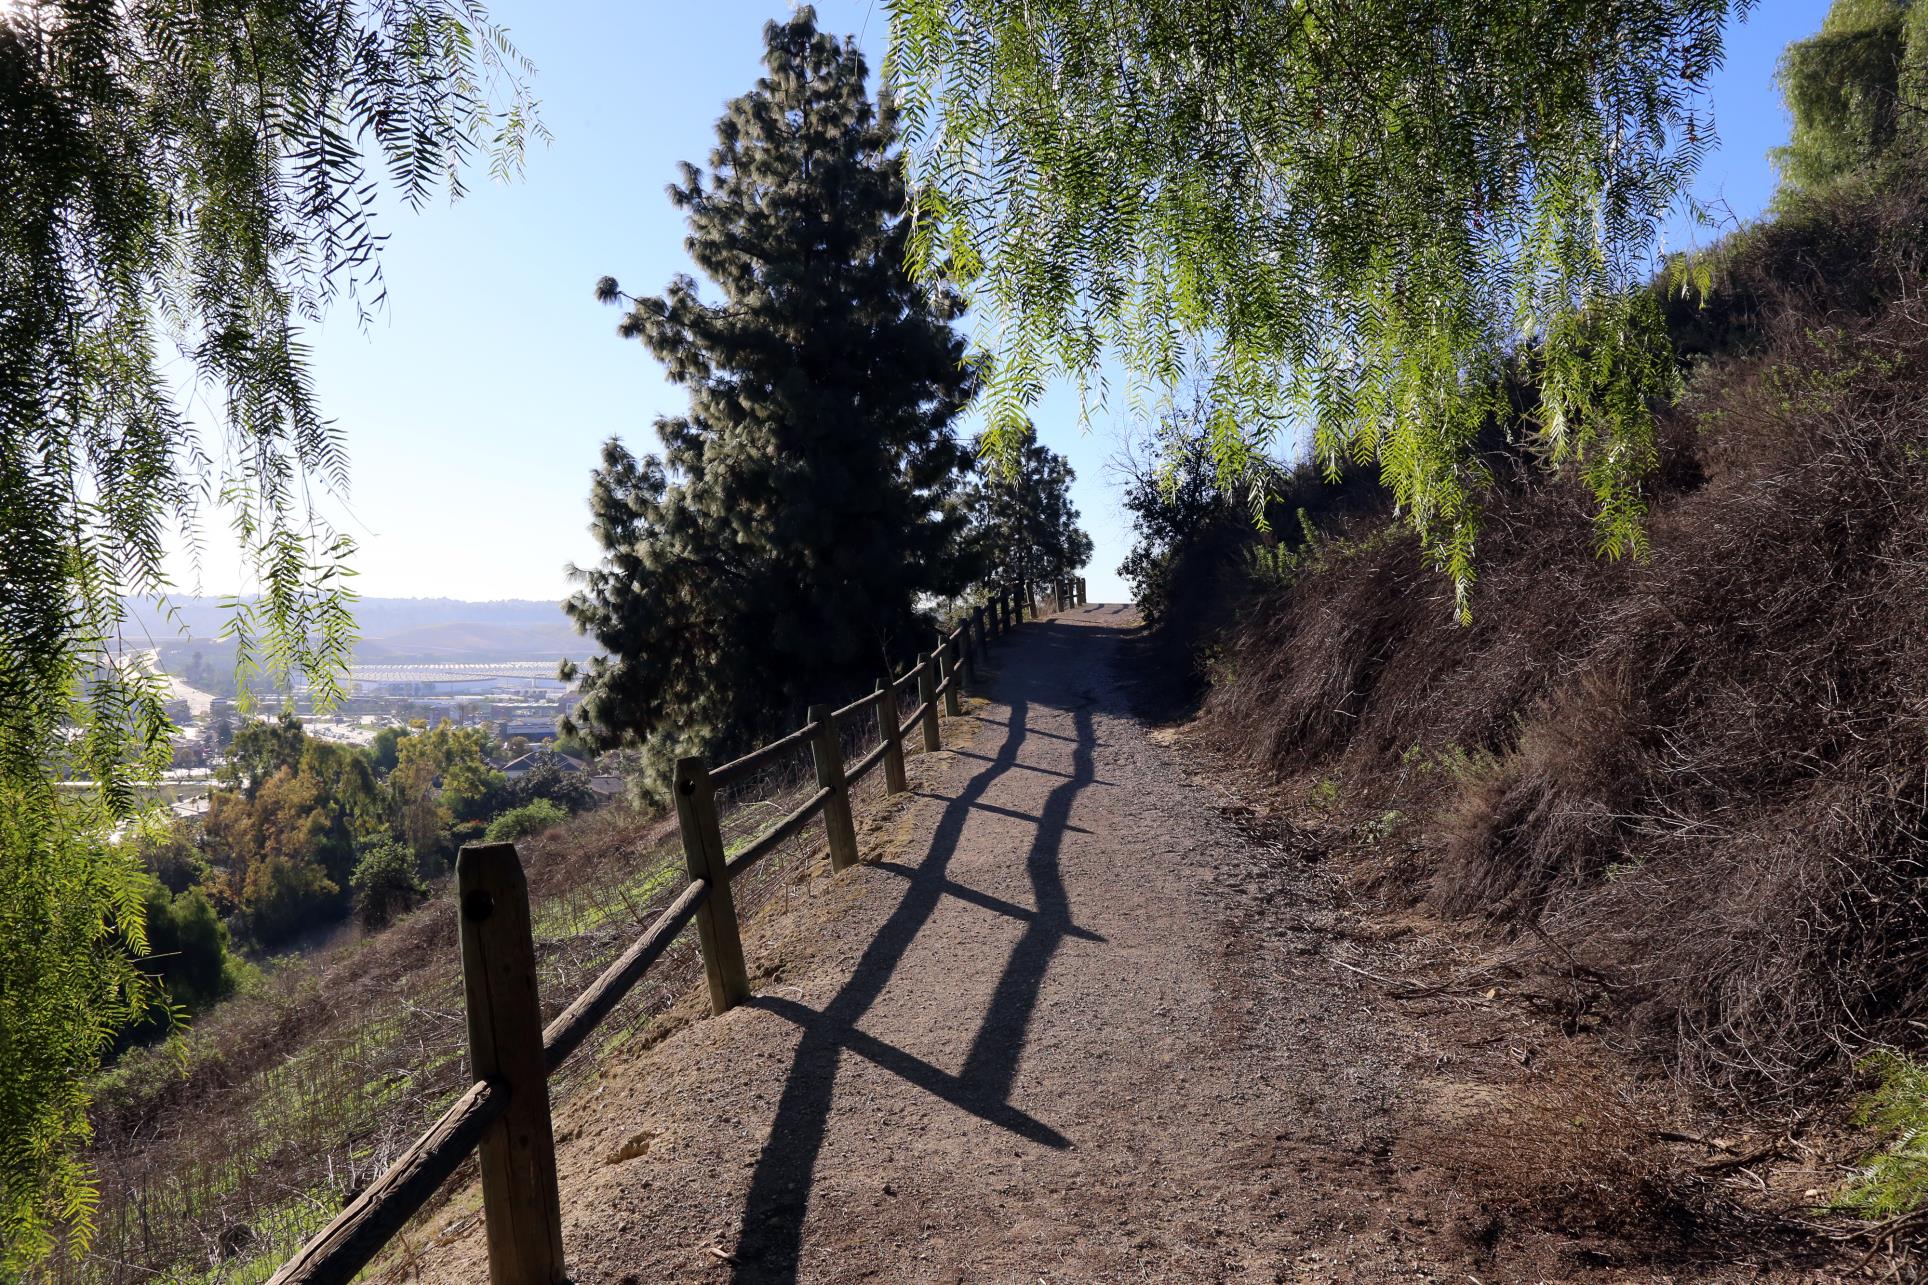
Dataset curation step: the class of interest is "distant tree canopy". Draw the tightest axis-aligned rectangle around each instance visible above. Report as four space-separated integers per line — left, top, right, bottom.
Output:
1117 423 1238 626
565 9 974 794
887 1 1754 615
1776 0 1928 199
959 429 1093 591
0 3 539 1264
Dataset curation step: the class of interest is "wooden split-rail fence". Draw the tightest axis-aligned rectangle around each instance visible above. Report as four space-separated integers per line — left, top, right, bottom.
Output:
266 575 1088 1285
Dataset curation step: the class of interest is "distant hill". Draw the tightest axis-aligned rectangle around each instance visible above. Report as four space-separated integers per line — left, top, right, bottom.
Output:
350 620 582 663
125 596 583 664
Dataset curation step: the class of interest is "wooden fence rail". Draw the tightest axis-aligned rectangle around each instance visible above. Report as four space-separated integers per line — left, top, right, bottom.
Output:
265 585 1056 1285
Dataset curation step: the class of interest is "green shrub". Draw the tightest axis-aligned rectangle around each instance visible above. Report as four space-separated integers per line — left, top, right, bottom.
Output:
350 839 428 928
237 854 340 948
119 881 242 1047
485 799 568 844
1838 1051 1928 1217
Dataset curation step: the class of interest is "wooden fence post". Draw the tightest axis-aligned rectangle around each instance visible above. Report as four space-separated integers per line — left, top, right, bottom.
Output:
1078 577 1087 606
998 590 1010 633
672 757 751 1014
876 677 908 795
917 652 942 751
973 606 987 663
959 622 977 687
940 636 963 717
456 843 566 1285
807 704 860 871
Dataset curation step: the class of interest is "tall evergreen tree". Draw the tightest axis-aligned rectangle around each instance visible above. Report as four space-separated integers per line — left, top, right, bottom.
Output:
959 429 1093 592
564 9 973 793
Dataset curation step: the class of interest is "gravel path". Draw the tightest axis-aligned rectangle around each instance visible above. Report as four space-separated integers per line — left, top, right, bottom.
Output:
407 606 1800 1283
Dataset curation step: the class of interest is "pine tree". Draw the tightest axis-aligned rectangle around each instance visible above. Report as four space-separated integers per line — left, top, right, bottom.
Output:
564 9 974 793
959 428 1093 591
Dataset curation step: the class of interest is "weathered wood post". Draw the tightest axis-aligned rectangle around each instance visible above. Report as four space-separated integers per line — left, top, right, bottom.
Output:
807 704 860 871
876 677 908 795
998 589 1011 632
456 843 566 1285
940 635 963 717
1078 577 1087 606
959 622 977 687
973 605 988 657
916 652 942 751
672 757 751 1014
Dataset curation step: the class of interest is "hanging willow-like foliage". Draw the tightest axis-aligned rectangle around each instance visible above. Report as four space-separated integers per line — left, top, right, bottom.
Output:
0 1 539 1266
886 0 1750 613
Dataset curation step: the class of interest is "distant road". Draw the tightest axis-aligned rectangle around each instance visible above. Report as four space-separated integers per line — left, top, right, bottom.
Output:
345 661 566 684
134 648 216 716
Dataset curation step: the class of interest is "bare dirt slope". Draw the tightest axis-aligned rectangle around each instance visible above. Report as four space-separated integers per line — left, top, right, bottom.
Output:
406 606 1823 1284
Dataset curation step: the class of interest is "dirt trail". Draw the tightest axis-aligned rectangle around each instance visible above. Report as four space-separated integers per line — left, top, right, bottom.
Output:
409 607 1800 1283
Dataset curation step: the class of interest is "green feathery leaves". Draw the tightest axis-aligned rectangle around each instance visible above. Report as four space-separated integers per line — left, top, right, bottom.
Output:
886 0 1751 614
0 1 539 1266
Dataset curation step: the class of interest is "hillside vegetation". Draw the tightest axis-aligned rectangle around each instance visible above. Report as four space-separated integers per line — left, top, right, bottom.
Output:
1191 174 1928 1101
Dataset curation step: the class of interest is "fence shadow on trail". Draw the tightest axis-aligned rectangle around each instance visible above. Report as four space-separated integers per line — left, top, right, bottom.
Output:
729 622 1106 1282
235 591 1096 1285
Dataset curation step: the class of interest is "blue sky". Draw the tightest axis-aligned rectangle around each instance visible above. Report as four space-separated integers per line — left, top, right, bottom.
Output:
180 1 1830 606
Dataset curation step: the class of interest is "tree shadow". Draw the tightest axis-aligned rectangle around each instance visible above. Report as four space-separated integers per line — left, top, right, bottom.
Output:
728 637 1101 1282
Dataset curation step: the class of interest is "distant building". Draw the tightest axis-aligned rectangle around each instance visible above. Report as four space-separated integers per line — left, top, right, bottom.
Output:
498 718 558 744
502 749 587 779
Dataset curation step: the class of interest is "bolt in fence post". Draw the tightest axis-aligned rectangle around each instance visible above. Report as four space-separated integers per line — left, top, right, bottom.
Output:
807 704 860 871
876 677 908 795
456 843 566 1285
940 636 963 717
917 652 942 751
672 757 751 1015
